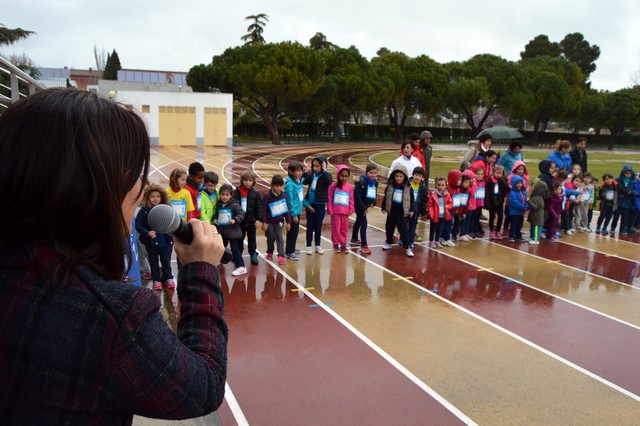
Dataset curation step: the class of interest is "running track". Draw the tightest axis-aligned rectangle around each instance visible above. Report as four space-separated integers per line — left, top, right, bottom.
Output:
146 144 640 425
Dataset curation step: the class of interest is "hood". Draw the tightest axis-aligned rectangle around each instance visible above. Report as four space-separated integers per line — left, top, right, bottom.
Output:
447 169 463 188
335 164 350 178
511 160 528 175
389 164 409 183
619 164 635 180
467 140 480 149
538 159 553 174
511 175 524 188
530 178 548 196
313 155 327 173
463 169 476 180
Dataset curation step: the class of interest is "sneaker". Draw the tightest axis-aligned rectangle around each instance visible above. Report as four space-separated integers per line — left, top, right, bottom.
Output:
360 246 372 255
333 244 341 253
548 237 559 242
569 228 576 233
295 249 301 254
508 237 516 243
429 241 437 248
141 271 152 280
495 232 503 240
602 229 609 236
441 239 456 247
266 253 273 260
164 279 176 289
250 253 259 265
585 227 592 233
566 229 575 235
435 241 443 248
410 243 415 248
382 243 392 250
341 245 349 253
406 248 414 257
232 266 247 276
529 240 540 245
621 227 628 235
277 256 285 265
415 236 423 242
152 281 162 290
306 246 313 255
460 235 471 242
316 246 324 254
595 228 601 234
285 253 299 261
489 232 496 240
350 239 361 245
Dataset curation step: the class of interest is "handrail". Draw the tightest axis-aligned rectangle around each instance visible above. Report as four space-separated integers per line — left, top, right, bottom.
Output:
0 55 46 105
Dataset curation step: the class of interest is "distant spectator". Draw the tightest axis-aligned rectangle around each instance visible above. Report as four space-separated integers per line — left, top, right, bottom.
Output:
419 130 434 185
498 141 524 174
461 134 492 171
546 140 572 171
570 136 588 172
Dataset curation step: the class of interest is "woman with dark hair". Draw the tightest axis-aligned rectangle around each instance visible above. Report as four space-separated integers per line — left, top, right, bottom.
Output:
546 139 573 171
498 141 524 173
0 89 228 423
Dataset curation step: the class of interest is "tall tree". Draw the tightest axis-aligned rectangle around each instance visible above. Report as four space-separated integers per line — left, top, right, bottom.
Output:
189 42 325 144
559 32 600 80
371 51 448 142
601 90 640 148
520 35 561 59
0 23 35 46
309 32 335 50
93 45 107 72
446 54 518 136
103 49 121 80
241 14 269 45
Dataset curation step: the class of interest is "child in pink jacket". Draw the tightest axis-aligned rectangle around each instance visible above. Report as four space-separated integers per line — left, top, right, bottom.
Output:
328 164 355 253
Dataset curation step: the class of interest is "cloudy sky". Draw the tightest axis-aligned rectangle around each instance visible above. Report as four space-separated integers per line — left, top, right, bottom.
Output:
4 0 640 91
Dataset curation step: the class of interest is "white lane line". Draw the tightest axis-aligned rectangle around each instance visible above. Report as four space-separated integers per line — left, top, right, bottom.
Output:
225 382 250 426
558 239 640 264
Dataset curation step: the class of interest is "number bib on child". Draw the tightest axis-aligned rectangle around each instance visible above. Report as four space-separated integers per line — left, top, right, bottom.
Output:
438 197 445 217
269 199 289 217
392 188 403 203
218 208 232 225
298 187 304 202
311 175 319 191
333 190 349 206
452 193 461 208
241 196 247 213
460 193 469 207
476 187 485 201
366 185 377 200
171 199 187 220
605 190 614 201
493 184 499 195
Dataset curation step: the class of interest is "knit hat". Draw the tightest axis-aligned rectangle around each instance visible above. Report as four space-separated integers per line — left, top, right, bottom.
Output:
420 130 433 139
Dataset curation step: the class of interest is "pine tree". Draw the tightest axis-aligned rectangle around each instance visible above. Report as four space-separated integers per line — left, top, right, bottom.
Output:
103 49 122 80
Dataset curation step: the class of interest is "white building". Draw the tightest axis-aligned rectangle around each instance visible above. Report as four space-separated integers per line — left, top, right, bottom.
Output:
98 81 233 147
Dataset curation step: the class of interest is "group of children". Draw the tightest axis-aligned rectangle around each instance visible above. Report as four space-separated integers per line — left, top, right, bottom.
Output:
134 153 640 287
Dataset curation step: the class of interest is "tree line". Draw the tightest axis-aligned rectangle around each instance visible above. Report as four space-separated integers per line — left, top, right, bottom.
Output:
187 20 640 146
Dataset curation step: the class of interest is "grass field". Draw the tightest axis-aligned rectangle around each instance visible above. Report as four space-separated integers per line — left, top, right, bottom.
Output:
373 147 640 186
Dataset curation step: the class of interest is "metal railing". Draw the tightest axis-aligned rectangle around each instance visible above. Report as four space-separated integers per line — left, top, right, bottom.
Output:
0 55 46 108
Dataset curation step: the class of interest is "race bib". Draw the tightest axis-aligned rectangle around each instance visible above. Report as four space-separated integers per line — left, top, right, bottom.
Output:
583 190 592 204
605 190 614 201
476 187 485 201
241 196 247 213
333 190 349 206
269 198 289 217
170 199 187 220
196 194 202 211
438 197 445 217
218 208 232 225
392 188 403 203
311 175 318 191
366 185 377 200
298 187 304 202
452 193 461 208
494 184 499 195
460 193 469 207
412 188 419 202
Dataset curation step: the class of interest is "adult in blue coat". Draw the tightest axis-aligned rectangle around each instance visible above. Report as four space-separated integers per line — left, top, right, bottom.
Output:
498 141 524 174
546 140 572 171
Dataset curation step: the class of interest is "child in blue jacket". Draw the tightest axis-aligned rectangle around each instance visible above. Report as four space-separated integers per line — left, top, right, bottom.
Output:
507 175 527 242
284 160 305 260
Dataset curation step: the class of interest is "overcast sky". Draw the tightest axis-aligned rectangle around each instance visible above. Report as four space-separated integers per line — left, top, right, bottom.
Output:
4 0 640 91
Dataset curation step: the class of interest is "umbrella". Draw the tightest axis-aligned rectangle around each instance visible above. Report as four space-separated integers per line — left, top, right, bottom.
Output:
477 126 524 140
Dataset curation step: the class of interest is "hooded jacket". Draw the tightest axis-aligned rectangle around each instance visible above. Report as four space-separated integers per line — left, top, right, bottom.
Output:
327 165 355 216
538 160 555 199
485 175 510 209
427 189 453 223
284 172 304 217
527 179 548 226
233 185 264 224
508 175 527 215
462 170 477 211
382 164 414 217
508 160 530 189
599 181 619 211
354 173 379 215
616 165 636 209
498 148 524 174
461 140 487 171
547 150 572 171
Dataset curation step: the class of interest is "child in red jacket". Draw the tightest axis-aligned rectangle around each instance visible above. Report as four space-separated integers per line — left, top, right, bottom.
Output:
427 177 453 248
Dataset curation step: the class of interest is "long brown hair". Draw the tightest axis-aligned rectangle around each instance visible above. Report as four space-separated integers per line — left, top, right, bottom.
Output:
0 88 150 280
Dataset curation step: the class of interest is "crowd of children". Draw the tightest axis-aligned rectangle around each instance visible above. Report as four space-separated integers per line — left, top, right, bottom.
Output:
135 144 640 286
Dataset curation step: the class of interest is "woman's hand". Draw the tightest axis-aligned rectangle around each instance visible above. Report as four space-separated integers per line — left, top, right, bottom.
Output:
174 219 225 266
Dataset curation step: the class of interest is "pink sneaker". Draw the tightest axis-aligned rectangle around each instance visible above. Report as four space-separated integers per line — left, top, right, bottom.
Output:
141 271 152 280
489 232 496 240
164 279 176 289
277 256 285 265
152 281 162 290
266 253 273 260
495 232 503 240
